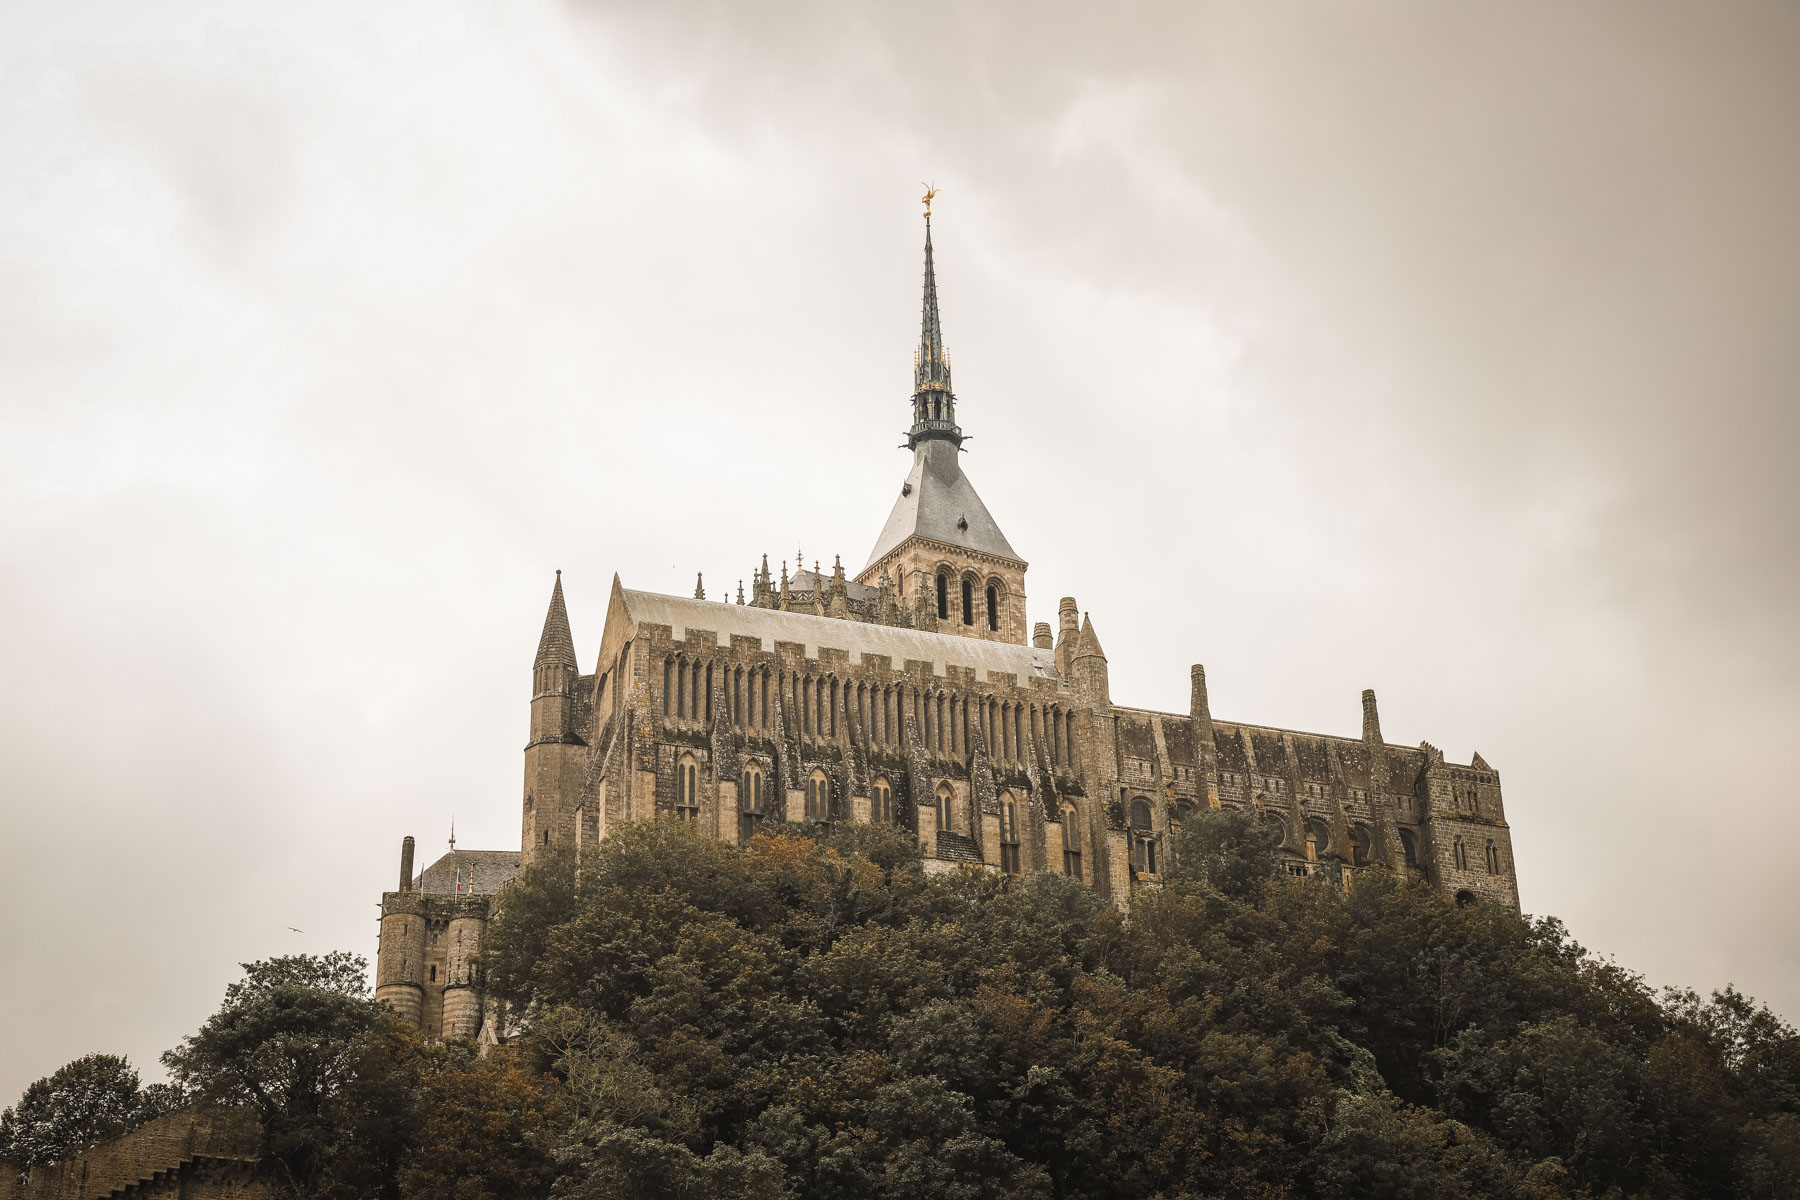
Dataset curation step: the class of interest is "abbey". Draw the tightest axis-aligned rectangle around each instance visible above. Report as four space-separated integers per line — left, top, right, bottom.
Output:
375 207 1522 1041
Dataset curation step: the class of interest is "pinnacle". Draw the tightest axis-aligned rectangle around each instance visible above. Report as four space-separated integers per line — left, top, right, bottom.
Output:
534 572 577 669
1074 613 1107 662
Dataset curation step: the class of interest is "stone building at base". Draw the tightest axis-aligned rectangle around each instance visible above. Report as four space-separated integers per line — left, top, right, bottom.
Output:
376 206 1522 1041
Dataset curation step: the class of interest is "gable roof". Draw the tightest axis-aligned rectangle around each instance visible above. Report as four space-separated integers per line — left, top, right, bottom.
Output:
614 586 1057 683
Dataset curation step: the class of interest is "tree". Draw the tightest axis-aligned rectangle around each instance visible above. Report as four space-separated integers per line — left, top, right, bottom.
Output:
395 1046 562 1200
162 952 420 1198
1165 805 1281 899
0 1053 145 1166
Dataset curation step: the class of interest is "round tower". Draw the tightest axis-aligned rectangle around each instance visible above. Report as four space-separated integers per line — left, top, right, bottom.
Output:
374 891 428 1028
440 903 487 1040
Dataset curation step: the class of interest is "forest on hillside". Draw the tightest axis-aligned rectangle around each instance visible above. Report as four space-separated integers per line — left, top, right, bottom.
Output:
5 813 1798 1199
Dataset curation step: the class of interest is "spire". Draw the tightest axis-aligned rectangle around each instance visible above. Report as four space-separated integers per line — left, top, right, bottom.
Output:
695 572 706 600
1073 613 1107 662
909 189 962 450
534 571 577 669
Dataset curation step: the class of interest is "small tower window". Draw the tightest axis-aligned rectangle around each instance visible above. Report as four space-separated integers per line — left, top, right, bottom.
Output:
935 782 954 834
985 585 998 631
1485 840 1500 874
936 573 949 620
429 965 436 982
1453 836 1469 871
871 777 893 824
961 578 974 625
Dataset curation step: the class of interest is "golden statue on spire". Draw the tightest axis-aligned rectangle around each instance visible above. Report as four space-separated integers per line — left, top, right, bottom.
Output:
921 183 939 218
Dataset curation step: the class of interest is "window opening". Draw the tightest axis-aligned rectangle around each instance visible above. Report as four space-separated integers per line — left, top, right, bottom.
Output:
999 793 1021 875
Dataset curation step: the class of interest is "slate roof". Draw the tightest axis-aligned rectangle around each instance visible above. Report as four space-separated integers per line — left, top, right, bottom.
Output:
616 586 1059 684
864 440 1022 569
535 573 578 668
414 850 521 897
934 830 985 864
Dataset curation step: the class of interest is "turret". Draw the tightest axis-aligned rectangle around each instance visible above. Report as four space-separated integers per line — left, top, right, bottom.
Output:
523 572 587 863
1055 597 1079 674
1361 689 1383 743
1071 614 1110 706
531 571 579 743
1189 665 1218 805
441 901 487 1040
374 853 427 1029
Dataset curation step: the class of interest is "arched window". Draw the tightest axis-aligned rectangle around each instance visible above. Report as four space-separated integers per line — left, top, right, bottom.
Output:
1455 889 1477 907
1350 825 1373 868
1305 819 1331 863
936 572 949 620
1129 797 1157 875
675 754 699 823
739 763 765 845
1398 829 1418 868
935 782 954 834
806 769 830 824
1485 840 1500 874
871 776 893 824
1061 801 1082 880
1453 836 1469 871
999 792 1021 875
961 577 974 625
985 585 999 631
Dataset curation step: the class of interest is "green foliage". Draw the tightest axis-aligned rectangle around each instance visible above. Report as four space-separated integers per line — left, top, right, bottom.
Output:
476 818 1800 1200
1166 803 1282 897
0 1053 150 1166
163 952 420 1197
41 818 1799 1200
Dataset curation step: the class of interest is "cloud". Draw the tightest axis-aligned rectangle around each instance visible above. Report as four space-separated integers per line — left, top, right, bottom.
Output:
1 0 1796 1102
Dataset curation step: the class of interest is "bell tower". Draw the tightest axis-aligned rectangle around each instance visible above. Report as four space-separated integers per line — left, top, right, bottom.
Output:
858 192 1029 645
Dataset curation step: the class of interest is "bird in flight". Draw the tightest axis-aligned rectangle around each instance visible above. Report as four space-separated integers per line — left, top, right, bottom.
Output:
287 926 304 934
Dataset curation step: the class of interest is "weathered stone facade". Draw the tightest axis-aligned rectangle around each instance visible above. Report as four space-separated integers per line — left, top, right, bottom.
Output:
375 207 1522 1039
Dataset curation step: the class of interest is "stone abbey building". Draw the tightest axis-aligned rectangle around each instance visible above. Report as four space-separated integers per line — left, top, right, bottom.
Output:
375 207 1522 1041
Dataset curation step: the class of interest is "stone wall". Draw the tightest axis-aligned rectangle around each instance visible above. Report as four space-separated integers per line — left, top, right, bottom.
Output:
1 1108 266 1200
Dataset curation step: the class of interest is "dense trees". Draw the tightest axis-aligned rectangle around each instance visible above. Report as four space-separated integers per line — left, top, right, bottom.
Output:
0 1053 178 1166
9 814 1799 1198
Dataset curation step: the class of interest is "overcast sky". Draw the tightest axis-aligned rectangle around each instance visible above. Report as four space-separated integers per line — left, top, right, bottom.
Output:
3 0 1798 1103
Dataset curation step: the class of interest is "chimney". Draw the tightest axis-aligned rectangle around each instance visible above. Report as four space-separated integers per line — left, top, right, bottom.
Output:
1033 622 1053 649
399 836 416 893
1361 689 1382 744
1058 597 1079 640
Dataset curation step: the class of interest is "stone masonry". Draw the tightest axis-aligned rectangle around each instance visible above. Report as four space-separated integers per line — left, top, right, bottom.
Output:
375 201 1523 1041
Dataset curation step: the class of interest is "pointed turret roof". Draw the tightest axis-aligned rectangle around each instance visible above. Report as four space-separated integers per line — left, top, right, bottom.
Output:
534 571 578 668
1073 614 1106 662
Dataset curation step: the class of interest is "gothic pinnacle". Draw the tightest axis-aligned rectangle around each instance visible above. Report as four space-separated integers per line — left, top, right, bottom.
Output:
695 572 705 600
